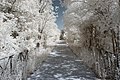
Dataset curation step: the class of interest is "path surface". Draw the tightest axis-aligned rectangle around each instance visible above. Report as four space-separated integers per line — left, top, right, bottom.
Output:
27 41 98 80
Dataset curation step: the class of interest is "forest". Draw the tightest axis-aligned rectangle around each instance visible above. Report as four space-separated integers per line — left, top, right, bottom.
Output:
0 0 120 80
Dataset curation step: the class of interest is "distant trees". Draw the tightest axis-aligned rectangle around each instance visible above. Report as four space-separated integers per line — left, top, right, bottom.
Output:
64 0 120 79
60 30 65 40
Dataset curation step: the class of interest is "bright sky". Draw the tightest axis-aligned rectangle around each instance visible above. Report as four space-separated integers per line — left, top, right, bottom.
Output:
52 0 66 30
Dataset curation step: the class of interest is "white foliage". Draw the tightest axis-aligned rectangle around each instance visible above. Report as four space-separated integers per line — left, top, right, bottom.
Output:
64 0 119 79
0 0 60 79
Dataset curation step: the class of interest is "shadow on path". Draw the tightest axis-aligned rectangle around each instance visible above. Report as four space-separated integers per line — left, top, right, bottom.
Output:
27 41 98 80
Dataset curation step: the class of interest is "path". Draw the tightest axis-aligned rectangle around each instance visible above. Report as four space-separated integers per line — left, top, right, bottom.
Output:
27 41 98 80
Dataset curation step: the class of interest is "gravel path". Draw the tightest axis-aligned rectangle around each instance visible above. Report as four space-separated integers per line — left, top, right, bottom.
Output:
27 41 98 80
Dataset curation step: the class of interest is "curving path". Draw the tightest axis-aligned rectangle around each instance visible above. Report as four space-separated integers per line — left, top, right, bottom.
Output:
27 41 98 80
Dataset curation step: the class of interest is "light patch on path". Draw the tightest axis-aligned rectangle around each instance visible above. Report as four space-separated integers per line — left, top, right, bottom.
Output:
54 73 62 78
50 52 61 57
75 59 83 62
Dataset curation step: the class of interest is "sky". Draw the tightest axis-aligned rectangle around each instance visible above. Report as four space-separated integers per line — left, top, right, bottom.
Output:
52 0 66 30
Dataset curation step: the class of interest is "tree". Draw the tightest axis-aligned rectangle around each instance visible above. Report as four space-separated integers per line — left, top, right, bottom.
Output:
0 0 60 79
63 0 120 79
